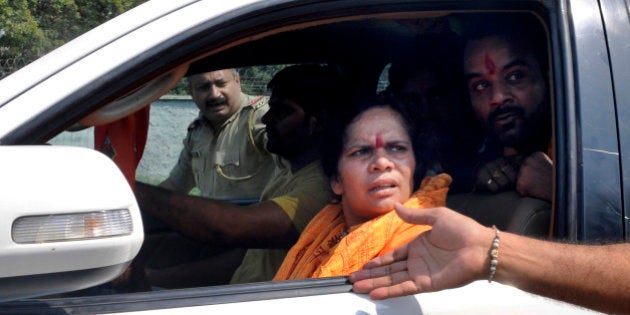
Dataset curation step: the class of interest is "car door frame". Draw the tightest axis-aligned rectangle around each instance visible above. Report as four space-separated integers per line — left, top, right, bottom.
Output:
555 0 624 241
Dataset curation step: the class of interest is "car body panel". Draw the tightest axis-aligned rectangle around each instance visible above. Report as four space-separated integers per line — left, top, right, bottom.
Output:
110 282 597 315
566 0 622 241
0 279 599 314
0 0 627 312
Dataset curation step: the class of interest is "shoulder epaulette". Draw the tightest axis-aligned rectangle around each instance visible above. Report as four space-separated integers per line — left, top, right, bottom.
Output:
248 95 269 110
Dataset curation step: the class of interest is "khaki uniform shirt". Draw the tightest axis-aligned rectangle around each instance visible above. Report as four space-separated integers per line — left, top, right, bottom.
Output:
230 160 334 284
162 93 279 201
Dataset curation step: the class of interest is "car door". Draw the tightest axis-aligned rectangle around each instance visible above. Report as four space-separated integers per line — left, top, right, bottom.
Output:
0 0 610 313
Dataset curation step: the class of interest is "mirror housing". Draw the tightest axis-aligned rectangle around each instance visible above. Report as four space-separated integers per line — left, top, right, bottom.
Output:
0 146 144 301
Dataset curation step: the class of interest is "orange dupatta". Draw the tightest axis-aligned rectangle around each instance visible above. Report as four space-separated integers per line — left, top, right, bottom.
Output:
274 173 451 280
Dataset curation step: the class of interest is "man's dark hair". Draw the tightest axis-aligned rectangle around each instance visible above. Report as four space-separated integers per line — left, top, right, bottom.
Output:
388 32 464 95
267 64 343 119
460 12 549 75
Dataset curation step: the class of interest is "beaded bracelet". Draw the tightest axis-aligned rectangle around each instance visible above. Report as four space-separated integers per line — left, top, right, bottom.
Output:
488 225 500 283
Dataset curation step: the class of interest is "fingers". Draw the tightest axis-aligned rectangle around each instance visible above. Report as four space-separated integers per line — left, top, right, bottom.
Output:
505 154 524 168
496 158 518 183
475 157 521 192
516 152 553 200
520 152 552 169
475 163 500 192
350 241 413 293
369 280 423 300
394 203 440 226
351 260 408 281
350 261 407 288
351 262 422 299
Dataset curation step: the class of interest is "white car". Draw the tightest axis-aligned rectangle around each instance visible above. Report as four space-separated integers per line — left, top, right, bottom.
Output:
1 0 626 313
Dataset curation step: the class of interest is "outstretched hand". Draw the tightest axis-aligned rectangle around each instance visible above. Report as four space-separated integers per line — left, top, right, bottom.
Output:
349 205 494 300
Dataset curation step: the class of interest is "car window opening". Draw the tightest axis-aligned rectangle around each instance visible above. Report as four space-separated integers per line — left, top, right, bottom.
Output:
44 9 554 298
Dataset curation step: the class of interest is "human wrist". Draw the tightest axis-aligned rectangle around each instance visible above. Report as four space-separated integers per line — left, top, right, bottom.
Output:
473 225 499 281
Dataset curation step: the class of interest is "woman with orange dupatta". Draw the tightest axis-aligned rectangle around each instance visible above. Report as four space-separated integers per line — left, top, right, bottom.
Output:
274 95 451 280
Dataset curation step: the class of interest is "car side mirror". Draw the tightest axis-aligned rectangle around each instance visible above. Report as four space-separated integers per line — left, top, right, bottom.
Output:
0 146 144 301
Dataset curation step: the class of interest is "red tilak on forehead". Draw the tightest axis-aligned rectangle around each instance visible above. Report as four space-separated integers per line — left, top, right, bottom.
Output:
375 133 384 148
484 53 496 75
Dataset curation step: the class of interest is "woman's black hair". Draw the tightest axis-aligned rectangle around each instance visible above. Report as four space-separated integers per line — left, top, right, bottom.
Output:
321 92 438 191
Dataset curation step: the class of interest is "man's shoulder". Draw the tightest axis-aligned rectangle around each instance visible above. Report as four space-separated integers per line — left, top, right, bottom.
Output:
264 160 334 232
266 160 329 196
187 117 203 132
186 112 210 132
185 114 214 146
242 93 269 111
292 160 327 182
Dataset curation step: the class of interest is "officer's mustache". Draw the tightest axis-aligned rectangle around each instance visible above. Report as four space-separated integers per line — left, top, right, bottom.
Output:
206 97 228 107
487 105 525 126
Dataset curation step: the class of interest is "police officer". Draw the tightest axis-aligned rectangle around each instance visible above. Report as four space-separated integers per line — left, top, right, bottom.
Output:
160 68 280 201
131 69 281 288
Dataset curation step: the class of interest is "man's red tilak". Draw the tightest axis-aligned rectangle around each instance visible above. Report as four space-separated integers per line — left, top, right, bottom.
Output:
484 53 496 75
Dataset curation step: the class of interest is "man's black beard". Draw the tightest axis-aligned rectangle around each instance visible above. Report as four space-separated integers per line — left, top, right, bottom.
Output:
487 104 525 129
487 101 551 154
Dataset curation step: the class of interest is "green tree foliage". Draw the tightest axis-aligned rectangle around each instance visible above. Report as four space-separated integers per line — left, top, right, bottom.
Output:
0 0 147 78
0 0 46 76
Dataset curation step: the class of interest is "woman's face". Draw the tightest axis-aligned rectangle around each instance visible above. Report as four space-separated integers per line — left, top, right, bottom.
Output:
332 106 415 226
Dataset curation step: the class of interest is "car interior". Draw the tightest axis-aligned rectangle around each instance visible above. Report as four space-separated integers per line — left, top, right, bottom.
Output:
46 7 553 296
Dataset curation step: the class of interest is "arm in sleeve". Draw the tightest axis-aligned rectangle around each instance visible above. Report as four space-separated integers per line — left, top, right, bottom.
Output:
249 99 270 153
160 132 195 193
270 169 333 233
